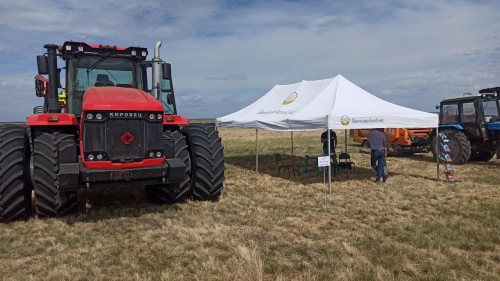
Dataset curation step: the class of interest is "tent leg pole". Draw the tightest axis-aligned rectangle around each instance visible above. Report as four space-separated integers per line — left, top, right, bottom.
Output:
327 115 331 194
328 129 331 194
345 129 347 151
256 129 259 174
291 131 294 156
436 127 439 181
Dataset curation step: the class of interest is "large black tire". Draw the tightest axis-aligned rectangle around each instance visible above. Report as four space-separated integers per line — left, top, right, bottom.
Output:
387 143 414 157
432 130 471 165
145 130 192 204
186 124 224 201
0 125 31 222
33 128 77 217
361 140 370 149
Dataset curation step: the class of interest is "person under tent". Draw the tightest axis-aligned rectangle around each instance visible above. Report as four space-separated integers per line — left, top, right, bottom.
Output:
364 128 389 183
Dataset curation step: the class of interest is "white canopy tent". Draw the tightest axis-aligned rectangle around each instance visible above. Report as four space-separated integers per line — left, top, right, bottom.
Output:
217 75 439 190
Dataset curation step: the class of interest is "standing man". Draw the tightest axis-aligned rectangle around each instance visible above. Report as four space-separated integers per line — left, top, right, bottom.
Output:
365 128 388 183
321 129 337 155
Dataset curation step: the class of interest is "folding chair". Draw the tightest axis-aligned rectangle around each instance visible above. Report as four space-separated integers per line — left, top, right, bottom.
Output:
275 153 295 177
337 151 355 173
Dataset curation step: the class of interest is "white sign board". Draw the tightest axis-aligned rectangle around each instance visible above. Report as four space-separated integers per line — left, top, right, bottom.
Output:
317 156 330 167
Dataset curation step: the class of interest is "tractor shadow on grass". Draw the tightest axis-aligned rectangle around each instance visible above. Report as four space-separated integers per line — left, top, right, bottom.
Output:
59 186 185 224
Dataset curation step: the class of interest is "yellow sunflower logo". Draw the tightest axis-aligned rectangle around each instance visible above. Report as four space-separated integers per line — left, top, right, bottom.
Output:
340 115 350 126
282 92 298 105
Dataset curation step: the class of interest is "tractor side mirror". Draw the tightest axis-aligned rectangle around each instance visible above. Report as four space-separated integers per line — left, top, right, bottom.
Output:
435 105 439 110
162 63 171 79
167 93 174 104
37 55 49 74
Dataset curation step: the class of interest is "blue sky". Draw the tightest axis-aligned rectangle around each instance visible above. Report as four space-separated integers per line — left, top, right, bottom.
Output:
1 0 499 121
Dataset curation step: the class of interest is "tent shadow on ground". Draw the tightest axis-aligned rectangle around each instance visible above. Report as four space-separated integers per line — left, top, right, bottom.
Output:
225 154 376 183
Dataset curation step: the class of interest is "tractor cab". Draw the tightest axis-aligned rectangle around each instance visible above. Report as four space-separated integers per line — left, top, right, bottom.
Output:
436 88 500 163
439 89 500 141
35 41 177 117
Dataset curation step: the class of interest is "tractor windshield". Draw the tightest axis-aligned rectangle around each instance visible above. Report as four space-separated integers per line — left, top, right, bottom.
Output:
66 56 143 115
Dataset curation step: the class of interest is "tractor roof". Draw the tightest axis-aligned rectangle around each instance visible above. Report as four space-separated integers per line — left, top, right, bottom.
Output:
441 89 498 103
59 41 148 60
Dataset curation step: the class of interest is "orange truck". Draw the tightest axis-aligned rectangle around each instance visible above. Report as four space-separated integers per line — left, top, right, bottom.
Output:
351 128 432 155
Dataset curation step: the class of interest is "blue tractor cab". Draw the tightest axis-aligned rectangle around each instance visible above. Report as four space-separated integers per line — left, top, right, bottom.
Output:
432 87 500 164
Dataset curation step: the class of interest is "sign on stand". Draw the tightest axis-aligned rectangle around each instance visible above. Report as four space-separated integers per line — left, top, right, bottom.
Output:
317 156 331 190
317 156 330 167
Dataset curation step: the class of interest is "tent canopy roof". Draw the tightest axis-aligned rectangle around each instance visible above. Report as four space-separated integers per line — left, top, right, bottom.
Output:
217 75 438 131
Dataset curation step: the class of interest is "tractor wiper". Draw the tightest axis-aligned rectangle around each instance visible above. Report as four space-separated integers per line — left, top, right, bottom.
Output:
86 51 111 73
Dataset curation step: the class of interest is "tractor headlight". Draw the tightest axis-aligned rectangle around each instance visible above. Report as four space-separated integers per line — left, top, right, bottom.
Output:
86 113 94 120
88 154 95 161
156 152 162 158
96 113 103 120
157 113 163 120
96 154 103 160
149 113 155 120
149 152 155 158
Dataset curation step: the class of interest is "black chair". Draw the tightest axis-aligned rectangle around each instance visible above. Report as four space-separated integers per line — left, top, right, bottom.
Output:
337 151 355 173
95 74 115 86
275 153 295 177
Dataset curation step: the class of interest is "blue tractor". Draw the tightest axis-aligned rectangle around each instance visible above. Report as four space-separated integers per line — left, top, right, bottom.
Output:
431 87 500 164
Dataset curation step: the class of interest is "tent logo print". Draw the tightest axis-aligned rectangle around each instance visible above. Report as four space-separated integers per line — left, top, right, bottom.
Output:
282 92 298 105
341 115 350 126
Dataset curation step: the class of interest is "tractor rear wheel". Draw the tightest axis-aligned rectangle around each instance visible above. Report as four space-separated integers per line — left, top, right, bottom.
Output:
432 130 471 165
185 124 224 201
468 146 496 162
33 128 77 217
0 124 31 222
145 130 192 204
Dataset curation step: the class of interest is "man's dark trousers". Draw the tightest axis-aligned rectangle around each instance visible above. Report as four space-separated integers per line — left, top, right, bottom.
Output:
370 149 386 181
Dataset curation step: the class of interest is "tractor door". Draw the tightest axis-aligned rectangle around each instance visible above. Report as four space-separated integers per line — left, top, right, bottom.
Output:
440 103 459 124
141 62 177 115
479 98 500 139
460 101 481 140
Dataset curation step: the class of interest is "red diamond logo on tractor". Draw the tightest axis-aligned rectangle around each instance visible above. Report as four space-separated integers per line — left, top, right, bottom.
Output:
120 132 135 145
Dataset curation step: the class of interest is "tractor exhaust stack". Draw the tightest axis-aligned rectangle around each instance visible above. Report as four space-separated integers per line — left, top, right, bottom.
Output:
44 44 61 113
151 40 162 99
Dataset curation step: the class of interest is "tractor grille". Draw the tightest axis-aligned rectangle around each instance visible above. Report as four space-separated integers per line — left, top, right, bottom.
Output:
83 111 163 163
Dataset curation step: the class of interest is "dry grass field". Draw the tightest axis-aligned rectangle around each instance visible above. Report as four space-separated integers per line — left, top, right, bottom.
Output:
1 128 499 280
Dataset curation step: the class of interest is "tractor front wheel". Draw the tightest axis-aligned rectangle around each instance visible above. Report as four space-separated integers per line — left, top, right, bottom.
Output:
145 130 192 204
33 128 77 217
0 125 31 222
185 124 225 201
432 130 471 165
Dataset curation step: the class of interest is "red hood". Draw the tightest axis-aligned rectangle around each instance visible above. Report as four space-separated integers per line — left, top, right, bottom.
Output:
82 87 163 111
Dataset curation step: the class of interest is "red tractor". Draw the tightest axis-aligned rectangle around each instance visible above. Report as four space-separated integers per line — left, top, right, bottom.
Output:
0 41 225 222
